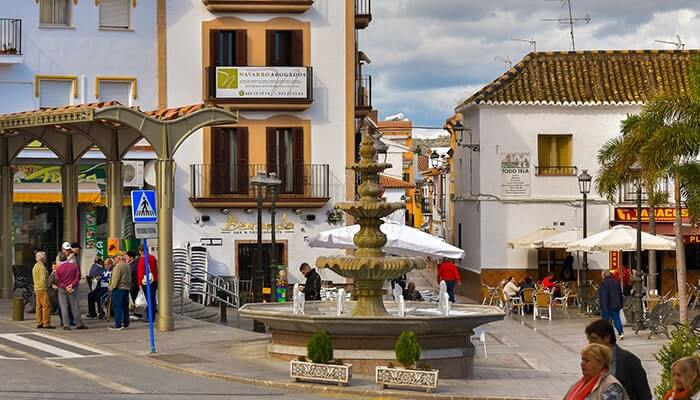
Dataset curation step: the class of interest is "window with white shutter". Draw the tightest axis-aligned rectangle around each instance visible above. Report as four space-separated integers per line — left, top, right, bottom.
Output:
39 80 72 108
99 81 131 105
99 0 130 30
39 0 70 26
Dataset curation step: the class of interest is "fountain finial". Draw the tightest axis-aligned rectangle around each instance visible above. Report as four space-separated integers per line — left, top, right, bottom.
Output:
316 118 425 316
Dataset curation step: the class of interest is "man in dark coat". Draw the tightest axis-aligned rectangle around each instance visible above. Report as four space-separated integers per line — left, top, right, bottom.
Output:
585 319 651 400
599 269 624 338
299 263 321 301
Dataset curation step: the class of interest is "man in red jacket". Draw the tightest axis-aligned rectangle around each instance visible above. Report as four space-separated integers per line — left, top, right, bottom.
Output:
437 258 461 303
137 244 158 322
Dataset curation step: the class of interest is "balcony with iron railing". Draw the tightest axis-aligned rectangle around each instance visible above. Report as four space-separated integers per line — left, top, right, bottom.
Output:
190 163 330 208
355 0 372 29
204 66 314 111
201 0 314 13
620 179 670 204
0 18 22 64
534 166 578 176
355 75 372 117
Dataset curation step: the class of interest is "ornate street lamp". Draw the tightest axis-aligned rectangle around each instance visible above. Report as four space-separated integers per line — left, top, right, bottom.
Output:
266 172 282 303
630 161 644 328
578 169 591 281
453 121 480 152
429 150 440 168
250 171 268 303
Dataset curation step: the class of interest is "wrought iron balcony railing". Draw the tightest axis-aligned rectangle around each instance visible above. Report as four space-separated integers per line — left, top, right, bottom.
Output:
355 0 372 29
534 166 578 176
0 19 21 55
356 75 372 110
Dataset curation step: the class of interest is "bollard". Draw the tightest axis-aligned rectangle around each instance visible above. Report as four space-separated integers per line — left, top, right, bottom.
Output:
12 296 24 321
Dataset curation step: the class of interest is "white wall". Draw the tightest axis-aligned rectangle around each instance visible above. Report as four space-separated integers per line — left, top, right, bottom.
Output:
167 0 349 284
453 104 644 272
0 1 157 113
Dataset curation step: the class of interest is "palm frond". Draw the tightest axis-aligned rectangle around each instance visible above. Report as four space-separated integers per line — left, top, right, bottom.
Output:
690 55 700 101
677 162 700 225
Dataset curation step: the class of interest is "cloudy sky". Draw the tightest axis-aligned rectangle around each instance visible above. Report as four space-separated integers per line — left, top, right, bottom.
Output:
360 0 700 138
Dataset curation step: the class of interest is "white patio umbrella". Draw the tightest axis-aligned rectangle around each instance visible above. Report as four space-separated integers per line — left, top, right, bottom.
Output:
305 221 465 259
506 227 560 249
534 229 583 249
566 225 676 252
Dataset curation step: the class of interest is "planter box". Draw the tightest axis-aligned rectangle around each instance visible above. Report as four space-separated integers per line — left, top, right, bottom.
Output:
375 366 439 392
290 360 352 386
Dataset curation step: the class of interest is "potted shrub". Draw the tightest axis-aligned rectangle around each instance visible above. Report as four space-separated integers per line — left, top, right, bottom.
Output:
290 330 352 386
375 331 439 392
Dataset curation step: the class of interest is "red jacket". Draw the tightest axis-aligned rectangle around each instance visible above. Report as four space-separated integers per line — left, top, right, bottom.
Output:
437 261 461 283
542 276 555 289
137 254 158 288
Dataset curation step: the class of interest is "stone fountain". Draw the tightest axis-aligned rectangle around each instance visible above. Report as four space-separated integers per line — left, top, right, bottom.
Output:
239 120 504 378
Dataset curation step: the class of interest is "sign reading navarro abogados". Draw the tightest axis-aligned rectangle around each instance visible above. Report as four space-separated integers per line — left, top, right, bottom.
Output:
500 152 531 196
215 67 308 99
614 207 689 223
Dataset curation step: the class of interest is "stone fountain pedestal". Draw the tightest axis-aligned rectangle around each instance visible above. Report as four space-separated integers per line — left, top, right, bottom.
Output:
239 301 504 378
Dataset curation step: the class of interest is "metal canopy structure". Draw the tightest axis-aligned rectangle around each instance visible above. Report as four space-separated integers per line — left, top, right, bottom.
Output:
0 101 238 331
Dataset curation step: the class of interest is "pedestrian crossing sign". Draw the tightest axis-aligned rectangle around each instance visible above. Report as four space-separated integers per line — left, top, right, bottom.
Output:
131 190 158 223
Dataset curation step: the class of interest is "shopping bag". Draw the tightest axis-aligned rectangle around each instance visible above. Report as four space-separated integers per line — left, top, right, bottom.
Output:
620 309 627 326
135 288 147 308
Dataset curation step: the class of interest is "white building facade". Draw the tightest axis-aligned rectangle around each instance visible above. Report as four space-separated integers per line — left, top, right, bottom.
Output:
450 50 697 299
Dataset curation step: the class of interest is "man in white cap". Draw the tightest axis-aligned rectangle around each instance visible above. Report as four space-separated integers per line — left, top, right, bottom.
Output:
55 242 73 265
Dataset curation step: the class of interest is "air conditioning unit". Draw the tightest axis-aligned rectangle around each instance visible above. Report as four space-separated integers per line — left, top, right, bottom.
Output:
123 160 144 187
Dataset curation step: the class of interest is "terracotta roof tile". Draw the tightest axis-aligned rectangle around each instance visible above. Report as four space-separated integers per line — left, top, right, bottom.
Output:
462 50 700 106
380 174 414 189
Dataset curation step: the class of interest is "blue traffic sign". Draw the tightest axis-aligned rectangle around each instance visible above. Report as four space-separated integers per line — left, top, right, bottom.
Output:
131 190 158 223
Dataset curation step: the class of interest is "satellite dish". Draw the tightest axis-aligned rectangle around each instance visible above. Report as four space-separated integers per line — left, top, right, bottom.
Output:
144 160 157 187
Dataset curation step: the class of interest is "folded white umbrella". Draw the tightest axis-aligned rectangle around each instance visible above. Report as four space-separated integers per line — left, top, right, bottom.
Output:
305 222 465 259
566 225 676 252
506 227 560 249
533 229 583 249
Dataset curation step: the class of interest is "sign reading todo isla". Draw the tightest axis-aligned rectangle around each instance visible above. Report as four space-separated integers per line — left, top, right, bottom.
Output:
221 213 295 234
215 67 308 99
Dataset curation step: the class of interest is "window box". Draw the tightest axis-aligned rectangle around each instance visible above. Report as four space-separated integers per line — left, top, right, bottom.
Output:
201 0 314 14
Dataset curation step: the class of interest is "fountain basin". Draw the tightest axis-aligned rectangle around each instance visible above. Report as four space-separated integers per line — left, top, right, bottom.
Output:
239 301 504 378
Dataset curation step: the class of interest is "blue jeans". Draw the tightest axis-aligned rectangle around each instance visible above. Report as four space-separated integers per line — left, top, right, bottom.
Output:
601 309 624 335
445 280 457 303
111 289 130 329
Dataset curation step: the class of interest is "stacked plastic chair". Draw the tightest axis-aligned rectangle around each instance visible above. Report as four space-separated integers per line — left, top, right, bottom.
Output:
190 246 209 305
173 247 190 297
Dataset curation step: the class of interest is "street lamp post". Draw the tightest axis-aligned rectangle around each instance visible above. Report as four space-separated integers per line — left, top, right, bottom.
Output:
630 162 644 328
267 172 281 303
578 169 591 282
251 171 268 303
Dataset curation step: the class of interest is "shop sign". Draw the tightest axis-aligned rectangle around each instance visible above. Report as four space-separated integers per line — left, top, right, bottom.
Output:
215 66 308 99
14 164 106 184
685 235 700 244
610 251 620 269
221 213 295 234
95 239 107 259
201 238 223 246
614 207 689 223
85 207 97 249
500 152 531 196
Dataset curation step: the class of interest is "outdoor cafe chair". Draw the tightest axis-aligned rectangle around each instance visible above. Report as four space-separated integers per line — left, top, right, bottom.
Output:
481 284 497 306
552 291 571 319
534 291 552 321
497 288 524 317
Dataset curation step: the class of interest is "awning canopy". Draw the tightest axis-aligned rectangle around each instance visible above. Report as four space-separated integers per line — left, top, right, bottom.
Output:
506 227 560 249
567 225 676 252
13 183 102 204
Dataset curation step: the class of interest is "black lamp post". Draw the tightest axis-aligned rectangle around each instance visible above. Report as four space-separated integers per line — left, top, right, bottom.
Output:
578 169 591 281
267 172 281 303
630 161 644 328
251 171 268 303
453 121 480 152
430 150 439 168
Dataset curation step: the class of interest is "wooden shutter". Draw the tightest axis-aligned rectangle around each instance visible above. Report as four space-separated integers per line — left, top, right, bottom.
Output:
235 30 247 66
100 0 129 29
292 128 304 194
237 128 249 195
266 127 277 175
211 128 231 194
266 30 276 66
290 30 303 67
210 29 221 66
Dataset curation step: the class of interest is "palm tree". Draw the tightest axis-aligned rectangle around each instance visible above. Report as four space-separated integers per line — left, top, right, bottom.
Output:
632 55 700 323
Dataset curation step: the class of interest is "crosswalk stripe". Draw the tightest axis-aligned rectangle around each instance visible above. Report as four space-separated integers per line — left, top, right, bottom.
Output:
24 332 113 356
0 334 84 359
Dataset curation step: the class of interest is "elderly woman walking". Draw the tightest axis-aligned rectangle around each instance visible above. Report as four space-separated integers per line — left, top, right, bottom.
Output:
564 343 628 400
662 355 700 400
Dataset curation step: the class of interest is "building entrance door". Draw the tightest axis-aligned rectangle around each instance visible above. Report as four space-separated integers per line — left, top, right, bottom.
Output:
237 243 284 302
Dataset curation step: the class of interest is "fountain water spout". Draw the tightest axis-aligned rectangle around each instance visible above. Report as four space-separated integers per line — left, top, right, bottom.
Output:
336 288 346 316
392 282 403 301
293 283 305 315
438 281 450 316
398 295 406 317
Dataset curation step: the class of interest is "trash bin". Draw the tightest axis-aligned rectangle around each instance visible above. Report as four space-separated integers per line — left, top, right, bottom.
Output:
12 296 24 321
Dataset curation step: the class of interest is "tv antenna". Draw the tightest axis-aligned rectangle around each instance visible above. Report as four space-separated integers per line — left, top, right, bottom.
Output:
541 0 591 51
511 37 537 53
494 56 513 68
655 35 685 50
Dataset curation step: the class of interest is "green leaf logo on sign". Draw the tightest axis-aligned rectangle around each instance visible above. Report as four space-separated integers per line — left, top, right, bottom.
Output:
217 68 239 89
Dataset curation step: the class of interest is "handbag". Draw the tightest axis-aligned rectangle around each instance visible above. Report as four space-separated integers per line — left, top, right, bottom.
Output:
619 309 627 326
135 288 147 308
